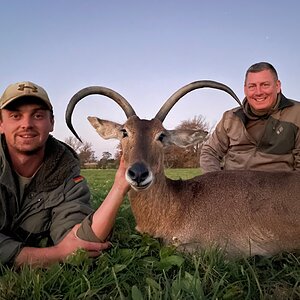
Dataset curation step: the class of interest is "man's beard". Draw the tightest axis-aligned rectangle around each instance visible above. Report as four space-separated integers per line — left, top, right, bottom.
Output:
16 144 44 156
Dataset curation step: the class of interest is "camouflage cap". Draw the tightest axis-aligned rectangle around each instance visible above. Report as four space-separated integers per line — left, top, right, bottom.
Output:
0 81 53 110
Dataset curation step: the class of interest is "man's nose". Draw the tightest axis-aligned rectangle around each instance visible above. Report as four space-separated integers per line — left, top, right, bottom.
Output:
255 86 263 94
21 116 34 128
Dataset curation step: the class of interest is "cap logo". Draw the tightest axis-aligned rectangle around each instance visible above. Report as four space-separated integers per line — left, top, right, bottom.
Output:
17 84 38 93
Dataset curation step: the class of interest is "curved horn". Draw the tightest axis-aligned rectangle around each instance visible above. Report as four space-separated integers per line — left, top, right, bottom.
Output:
155 80 242 122
65 86 136 142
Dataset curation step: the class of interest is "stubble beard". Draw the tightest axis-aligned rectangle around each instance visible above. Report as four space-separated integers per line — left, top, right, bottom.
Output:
14 138 45 156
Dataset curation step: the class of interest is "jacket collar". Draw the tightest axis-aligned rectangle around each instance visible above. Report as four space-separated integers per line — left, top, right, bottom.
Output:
234 93 294 125
0 135 80 193
0 136 18 192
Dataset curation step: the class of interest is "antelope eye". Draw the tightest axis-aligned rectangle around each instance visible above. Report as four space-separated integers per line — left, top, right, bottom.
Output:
120 128 128 138
157 132 166 143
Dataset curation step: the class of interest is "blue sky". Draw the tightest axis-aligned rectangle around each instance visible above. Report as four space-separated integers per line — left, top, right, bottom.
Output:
1 0 300 157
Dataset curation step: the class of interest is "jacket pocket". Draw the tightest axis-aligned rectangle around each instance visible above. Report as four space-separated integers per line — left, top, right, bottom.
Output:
17 186 65 235
259 117 298 154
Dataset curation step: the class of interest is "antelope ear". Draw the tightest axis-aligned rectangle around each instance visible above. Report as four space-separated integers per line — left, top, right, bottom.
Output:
164 129 208 148
87 116 123 140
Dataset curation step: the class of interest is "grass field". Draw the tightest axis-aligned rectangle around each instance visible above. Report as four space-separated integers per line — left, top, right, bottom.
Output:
0 169 299 299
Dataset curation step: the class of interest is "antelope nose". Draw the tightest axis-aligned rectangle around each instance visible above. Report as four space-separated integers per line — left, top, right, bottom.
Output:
128 163 149 184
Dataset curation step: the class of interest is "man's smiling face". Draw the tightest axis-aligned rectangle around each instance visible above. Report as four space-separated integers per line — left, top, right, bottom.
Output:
0 99 54 155
244 69 281 112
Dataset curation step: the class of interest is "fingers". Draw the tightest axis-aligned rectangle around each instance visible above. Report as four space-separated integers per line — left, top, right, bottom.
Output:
88 251 102 258
70 241 112 256
68 240 112 259
81 241 112 258
87 241 112 252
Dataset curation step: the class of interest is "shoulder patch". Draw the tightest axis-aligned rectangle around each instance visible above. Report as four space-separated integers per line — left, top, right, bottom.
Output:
73 175 85 183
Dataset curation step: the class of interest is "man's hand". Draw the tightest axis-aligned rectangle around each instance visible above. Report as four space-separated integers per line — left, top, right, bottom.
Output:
114 156 131 195
56 224 111 257
15 224 111 268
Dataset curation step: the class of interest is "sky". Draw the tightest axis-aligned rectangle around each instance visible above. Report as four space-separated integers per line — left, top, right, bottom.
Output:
1 0 300 158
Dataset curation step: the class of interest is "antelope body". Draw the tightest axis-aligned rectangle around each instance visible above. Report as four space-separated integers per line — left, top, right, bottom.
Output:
66 81 300 258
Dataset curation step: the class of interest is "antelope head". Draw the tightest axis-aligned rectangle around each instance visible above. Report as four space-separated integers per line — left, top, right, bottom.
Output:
65 81 241 191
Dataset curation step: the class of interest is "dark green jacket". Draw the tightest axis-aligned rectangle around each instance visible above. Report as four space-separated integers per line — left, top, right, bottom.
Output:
0 135 93 265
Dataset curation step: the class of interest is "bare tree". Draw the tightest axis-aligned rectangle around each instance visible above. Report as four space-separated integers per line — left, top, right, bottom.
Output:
64 136 82 152
164 115 209 168
65 136 97 167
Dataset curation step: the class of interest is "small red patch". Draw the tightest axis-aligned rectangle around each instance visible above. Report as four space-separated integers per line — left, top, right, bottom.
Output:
73 175 84 183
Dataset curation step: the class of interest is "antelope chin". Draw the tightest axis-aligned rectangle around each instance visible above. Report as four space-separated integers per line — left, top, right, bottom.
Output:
126 170 154 191
131 181 153 191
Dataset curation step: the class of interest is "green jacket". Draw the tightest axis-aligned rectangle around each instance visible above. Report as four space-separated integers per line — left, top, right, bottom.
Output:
200 94 300 172
0 135 94 265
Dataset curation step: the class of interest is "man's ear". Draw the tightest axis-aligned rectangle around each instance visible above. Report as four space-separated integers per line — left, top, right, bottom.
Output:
276 80 281 93
0 114 4 134
50 116 54 132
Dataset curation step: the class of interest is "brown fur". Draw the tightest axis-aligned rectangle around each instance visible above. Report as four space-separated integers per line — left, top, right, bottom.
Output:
89 116 300 258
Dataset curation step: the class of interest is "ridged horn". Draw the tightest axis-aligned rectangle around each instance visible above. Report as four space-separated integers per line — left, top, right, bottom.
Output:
155 80 241 122
65 86 136 142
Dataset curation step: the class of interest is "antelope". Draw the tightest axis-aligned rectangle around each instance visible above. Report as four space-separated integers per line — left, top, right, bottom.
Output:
66 81 300 258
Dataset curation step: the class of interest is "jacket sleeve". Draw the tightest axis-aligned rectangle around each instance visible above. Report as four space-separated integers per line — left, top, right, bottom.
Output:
0 233 23 265
76 213 106 242
292 127 300 170
289 101 300 170
200 112 230 173
50 175 94 244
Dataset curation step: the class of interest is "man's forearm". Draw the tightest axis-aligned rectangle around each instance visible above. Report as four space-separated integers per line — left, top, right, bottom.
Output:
91 182 128 241
14 245 66 268
200 147 223 173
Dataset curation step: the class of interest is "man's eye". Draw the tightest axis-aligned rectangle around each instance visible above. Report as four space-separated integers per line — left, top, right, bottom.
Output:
10 114 20 119
34 114 43 119
120 129 128 138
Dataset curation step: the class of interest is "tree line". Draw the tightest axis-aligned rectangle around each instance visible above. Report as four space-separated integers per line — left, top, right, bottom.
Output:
65 115 209 169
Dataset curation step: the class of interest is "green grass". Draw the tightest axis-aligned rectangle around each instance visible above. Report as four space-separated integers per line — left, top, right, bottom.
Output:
1 169 299 299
